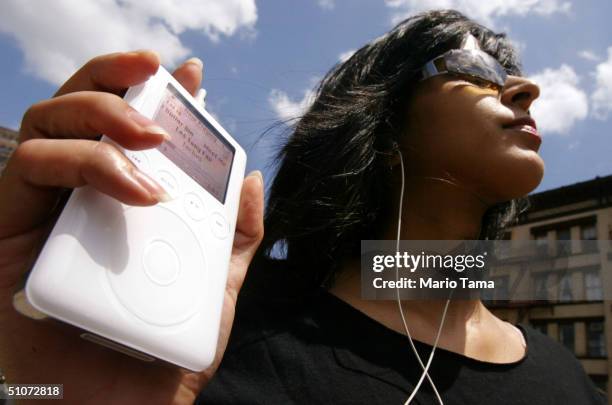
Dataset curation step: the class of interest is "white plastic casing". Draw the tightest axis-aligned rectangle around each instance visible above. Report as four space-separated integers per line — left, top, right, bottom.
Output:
25 66 246 371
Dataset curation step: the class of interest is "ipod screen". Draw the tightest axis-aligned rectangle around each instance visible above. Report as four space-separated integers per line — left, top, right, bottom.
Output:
153 83 235 203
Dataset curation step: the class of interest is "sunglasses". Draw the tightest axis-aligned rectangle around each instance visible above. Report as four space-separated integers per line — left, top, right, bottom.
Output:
420 49 508 93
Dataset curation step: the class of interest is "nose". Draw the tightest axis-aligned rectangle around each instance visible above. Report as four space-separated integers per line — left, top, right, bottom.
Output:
500 75 540 113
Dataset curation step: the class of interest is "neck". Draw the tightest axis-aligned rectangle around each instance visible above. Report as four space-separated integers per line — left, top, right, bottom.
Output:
329 267 486 337
385 174 488 241
328 174 525 362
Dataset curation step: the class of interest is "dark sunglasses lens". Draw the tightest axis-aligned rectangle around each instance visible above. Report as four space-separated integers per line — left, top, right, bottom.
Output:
444 50 507 88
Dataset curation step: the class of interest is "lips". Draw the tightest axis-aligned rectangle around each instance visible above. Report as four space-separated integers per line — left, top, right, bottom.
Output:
503 116 541 144
509 124 538 136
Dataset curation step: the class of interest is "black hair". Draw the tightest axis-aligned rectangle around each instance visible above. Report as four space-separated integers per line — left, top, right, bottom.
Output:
251 9 529 296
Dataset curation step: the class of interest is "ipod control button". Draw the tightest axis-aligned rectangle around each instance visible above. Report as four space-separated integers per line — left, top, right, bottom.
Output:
184 193 206 221
106 205 205 326
210 212 230 239
156 170 180 198
143 240 180 286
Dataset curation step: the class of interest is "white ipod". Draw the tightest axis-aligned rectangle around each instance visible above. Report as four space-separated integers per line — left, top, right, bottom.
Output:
25 66 246 371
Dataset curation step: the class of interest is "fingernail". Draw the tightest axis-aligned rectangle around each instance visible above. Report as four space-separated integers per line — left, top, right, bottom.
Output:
184 57 203 69
131 169 172 202
125 49 144 57
145 125 171 142
247 170 263 186
126 49 160 62
127 110 171 141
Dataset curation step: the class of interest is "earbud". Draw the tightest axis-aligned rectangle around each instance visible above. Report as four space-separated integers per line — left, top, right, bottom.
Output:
196 88 207 108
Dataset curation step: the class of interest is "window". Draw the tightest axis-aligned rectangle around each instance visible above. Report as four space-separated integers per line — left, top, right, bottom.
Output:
558 322 575 353
587 321 607 357
557 228 571 240
496 233 512 259
534 273 549 300
495 276 509 300
481 276 509 302
534 231 548 256
558 273 573 302
481 289 494 302
556 228 571 256
585 271 603 301
581 224 598 253
531 321 548 336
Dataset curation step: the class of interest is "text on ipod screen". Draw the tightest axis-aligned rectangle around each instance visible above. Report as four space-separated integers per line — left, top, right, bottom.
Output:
153 84 235 203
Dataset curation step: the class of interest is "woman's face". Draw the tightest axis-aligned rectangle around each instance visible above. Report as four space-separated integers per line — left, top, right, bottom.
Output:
402 72 544 204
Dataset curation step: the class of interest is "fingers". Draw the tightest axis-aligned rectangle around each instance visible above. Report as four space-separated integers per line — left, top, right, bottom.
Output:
54 50 161 97
171 57 203 96
226 171 265 298
20 91 169 148
20 51 202 149
3 50 205 237
55 50 203 100
20 53 204 148
0 139 168 238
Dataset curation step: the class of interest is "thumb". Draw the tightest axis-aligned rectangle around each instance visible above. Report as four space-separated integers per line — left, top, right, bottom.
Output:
230 170 265 273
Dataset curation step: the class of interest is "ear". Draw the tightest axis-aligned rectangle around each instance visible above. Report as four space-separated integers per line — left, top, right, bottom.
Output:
388 142 403 167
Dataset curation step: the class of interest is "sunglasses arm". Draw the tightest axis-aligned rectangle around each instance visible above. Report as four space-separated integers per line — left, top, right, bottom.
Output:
421 58 447 81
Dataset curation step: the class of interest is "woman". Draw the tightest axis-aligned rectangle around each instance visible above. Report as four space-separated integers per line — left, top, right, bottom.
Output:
196 9 605 404
0 9 605 405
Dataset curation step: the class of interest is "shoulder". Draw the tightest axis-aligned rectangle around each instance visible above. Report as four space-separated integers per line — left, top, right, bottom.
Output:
196 265 334 403
520 323 584 373
195 299 335 404
518 323 607 404
520 323 582 368
219 257 327 355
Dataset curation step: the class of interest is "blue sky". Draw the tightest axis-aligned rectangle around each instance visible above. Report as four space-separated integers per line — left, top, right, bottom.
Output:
0 0 611 193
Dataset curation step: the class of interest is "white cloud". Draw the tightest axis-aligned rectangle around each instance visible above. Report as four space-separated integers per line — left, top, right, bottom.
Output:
317 0 335 10
591 47 612 119
578 50 600 62
0 0 257 86
528 64 588 135
268 86 317 122
384 0 571 26
338 49 357 62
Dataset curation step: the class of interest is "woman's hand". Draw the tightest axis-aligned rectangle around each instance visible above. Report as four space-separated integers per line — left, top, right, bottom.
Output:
0 51 264 404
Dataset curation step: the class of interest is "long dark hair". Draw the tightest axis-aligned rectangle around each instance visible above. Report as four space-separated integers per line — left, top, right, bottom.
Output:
250 9 529 298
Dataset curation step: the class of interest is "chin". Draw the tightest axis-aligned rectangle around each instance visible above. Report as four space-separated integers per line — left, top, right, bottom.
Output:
492 155 545 201
470 150 544 203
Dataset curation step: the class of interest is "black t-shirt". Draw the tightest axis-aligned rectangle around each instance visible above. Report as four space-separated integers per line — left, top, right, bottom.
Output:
196 289 606 404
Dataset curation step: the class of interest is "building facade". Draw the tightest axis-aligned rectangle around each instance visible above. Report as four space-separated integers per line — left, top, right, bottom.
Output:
490 175 612 401
0 126 18 174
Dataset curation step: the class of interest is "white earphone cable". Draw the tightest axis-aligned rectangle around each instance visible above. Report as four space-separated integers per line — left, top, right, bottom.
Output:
394 147 452 405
